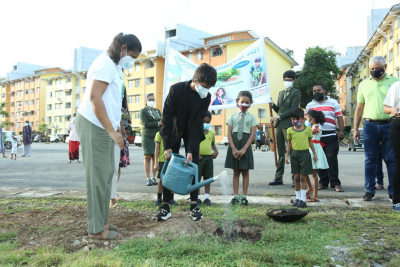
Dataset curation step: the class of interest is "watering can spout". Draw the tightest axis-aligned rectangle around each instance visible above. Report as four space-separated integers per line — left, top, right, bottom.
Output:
189 170 227 192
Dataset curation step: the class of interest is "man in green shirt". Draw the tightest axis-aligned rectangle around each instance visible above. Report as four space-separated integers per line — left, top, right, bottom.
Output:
353 56 398 202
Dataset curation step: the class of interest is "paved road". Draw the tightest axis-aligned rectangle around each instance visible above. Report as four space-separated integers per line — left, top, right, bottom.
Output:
0 142 391 198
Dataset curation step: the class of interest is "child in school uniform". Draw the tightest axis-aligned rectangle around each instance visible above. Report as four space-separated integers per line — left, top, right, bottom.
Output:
154 116 179 207
225 91 258 206
197 111 219 206
285 108 317 208
11 136 18 160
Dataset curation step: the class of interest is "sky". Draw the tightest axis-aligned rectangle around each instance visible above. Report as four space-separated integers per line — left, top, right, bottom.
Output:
0 0 399 77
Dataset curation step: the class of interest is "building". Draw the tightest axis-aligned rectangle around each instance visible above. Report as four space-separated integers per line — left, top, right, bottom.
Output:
346 4 400 129
367 8 390 41
73 46 103 72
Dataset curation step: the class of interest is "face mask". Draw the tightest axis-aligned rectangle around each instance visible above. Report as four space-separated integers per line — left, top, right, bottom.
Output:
238 103 251 112
118 48 135 70
314 92 324 101
370 68 385 79
203 123 211 130
284 81 293 89
147 101 155 107
196 84 209 99
72 117 76 122
305 121 312 127
25 123 28 126
291 119 302 127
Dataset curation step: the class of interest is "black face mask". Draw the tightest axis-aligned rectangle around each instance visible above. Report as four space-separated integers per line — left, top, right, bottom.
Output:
314 92 324 101
370 68 385 79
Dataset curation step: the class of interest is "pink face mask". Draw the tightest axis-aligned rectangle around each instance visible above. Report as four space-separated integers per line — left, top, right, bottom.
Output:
238 103 250 112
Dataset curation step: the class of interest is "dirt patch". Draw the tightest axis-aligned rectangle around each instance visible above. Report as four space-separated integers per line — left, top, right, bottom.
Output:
0 204 223 251
213 223 262 243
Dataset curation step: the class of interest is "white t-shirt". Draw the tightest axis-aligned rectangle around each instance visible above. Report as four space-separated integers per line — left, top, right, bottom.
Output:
68 122 80 142
11 140 18 154
383 81 400 117
78 52 123 130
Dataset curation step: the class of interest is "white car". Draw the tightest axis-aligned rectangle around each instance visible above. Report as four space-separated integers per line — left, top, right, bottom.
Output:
222 136 229 146
134 135 142 147
50 134 62 143
3 131 22 149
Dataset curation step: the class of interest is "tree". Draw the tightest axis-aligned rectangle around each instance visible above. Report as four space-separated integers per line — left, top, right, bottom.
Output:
0 101 10 129
295 46 342 106
38 123 49 135
283 48 294 58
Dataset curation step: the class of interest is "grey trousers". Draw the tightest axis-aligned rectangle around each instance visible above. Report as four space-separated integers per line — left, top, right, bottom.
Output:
23 144 32 156
76 113 115 234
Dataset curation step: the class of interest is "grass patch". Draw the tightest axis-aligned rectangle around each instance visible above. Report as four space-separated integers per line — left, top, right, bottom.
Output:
0 198 400 266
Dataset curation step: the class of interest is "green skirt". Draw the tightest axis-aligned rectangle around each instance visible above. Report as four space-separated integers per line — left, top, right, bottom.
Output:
225 133 254 170
142 135 156 155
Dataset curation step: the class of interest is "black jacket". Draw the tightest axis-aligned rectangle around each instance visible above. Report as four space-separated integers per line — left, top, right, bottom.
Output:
161 80 211 153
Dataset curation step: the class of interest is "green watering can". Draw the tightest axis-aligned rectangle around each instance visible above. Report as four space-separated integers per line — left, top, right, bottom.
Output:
161 153 226 195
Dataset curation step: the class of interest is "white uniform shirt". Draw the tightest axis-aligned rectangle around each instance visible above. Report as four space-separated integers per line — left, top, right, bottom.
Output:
383 81 400 117
11 140 18 154
68 122 80 142
77 52 123 130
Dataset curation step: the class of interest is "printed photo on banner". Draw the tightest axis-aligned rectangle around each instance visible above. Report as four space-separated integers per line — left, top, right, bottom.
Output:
162 37 271 110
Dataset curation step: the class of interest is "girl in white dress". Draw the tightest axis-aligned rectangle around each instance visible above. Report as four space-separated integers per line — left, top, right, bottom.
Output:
11 136 19 160
306 110 329 201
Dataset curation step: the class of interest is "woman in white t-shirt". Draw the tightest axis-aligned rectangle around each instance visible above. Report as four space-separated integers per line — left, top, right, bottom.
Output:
68 117 81 163
383 81 400 212
75 33 142 240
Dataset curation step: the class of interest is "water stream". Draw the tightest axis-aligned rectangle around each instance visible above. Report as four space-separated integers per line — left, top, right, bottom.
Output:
218 170 238 240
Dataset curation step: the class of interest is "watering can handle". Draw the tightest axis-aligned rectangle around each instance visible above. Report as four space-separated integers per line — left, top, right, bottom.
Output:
160 158 169 180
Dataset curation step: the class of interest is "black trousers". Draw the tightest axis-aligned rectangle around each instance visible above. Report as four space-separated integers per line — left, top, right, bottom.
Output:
162 138 199 203
256 140 262 150
318 134 341 187
390 118 400 204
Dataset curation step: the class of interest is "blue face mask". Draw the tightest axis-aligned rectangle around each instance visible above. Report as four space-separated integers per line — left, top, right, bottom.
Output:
305 121 311 127
203 123 211 130
291 120 302 127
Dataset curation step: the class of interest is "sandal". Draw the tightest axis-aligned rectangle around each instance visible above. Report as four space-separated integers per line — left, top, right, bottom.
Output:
334 185 344 192
110 203 123 209
116 195 124 201
88 230 122 240
307 197 320 202
376 184 384 190
109 224 121 231
318 184 328 190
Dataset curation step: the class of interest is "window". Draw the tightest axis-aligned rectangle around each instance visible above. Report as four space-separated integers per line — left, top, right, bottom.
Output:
398 19 400 28
207 36 232 45
24 100 28 106
13 65 17 71
145 77 154 85
390 26 393 39
1 93 4 98
30 111 34 116
389 49 393 62
37 77 40 83
36 99 39 105
397 71 400 78
197 51 203 60
128 80 133 88
166 29 176 38
10 102 14 107
11 92 14 97
145 61 154 69
25 89 28 95
66 90 72 96
59 78 63 84
211 48 223 57
55 78 58 85
54 116 58 123
36 121 39 127
47 92 52 98
383 37 387 44
55 91 59 98
66 102 71 109
363 62 366 68
188 53 193 61
82 74 87 80
135 95 140 103
66 77 71 83
36 110 39 116
24 79 28 84
47 80 52 86
135 64 140 72
36 87 39 94
81 87 86 94
30 88 34 94
128 96 133 104
10 112 14 118
135 111 140 119
30 100 34 105
47 104 52 110
378 41 381 51
135 79 140 87
214 125 222 135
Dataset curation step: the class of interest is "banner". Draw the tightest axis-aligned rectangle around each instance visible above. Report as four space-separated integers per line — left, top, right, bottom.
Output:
162 37 271 110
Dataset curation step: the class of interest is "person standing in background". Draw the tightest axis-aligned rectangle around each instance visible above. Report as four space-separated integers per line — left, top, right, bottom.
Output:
0 127 6 158
21 120 32 157
68 117 80 163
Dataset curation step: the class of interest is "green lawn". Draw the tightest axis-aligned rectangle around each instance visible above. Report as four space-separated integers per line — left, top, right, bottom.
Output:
0 198 399 266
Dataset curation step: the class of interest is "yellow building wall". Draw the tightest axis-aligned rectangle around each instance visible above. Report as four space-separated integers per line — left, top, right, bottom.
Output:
224 40 293 137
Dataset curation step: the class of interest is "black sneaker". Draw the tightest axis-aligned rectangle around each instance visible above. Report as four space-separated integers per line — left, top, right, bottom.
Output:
169 199 179 206
146 179 153 186
151 178 158 185
292 199 300 207
297 200 307 208
393 203 400 212
240 198 248 206
389 195 393 203
156 205 171 221
231 197 239 205
154 199 162 206
190 205 203 221
363 192 375 201
203 198 212 206
197 199 202 205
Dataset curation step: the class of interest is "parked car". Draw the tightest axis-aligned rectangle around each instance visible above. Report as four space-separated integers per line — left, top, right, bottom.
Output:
34 134 49 143
134 135 142 147
50 134 63 143
222 136 229 146
3 131 22 149
347 128 364 151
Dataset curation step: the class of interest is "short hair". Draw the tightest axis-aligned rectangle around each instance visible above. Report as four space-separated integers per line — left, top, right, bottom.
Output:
370 56 386 66
204 111 212 120
25 120 29 123
291 107 304 119
146 93 154 100
236 91 254 104
313 83 325 90
193 63 217 87
283 70 296 80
